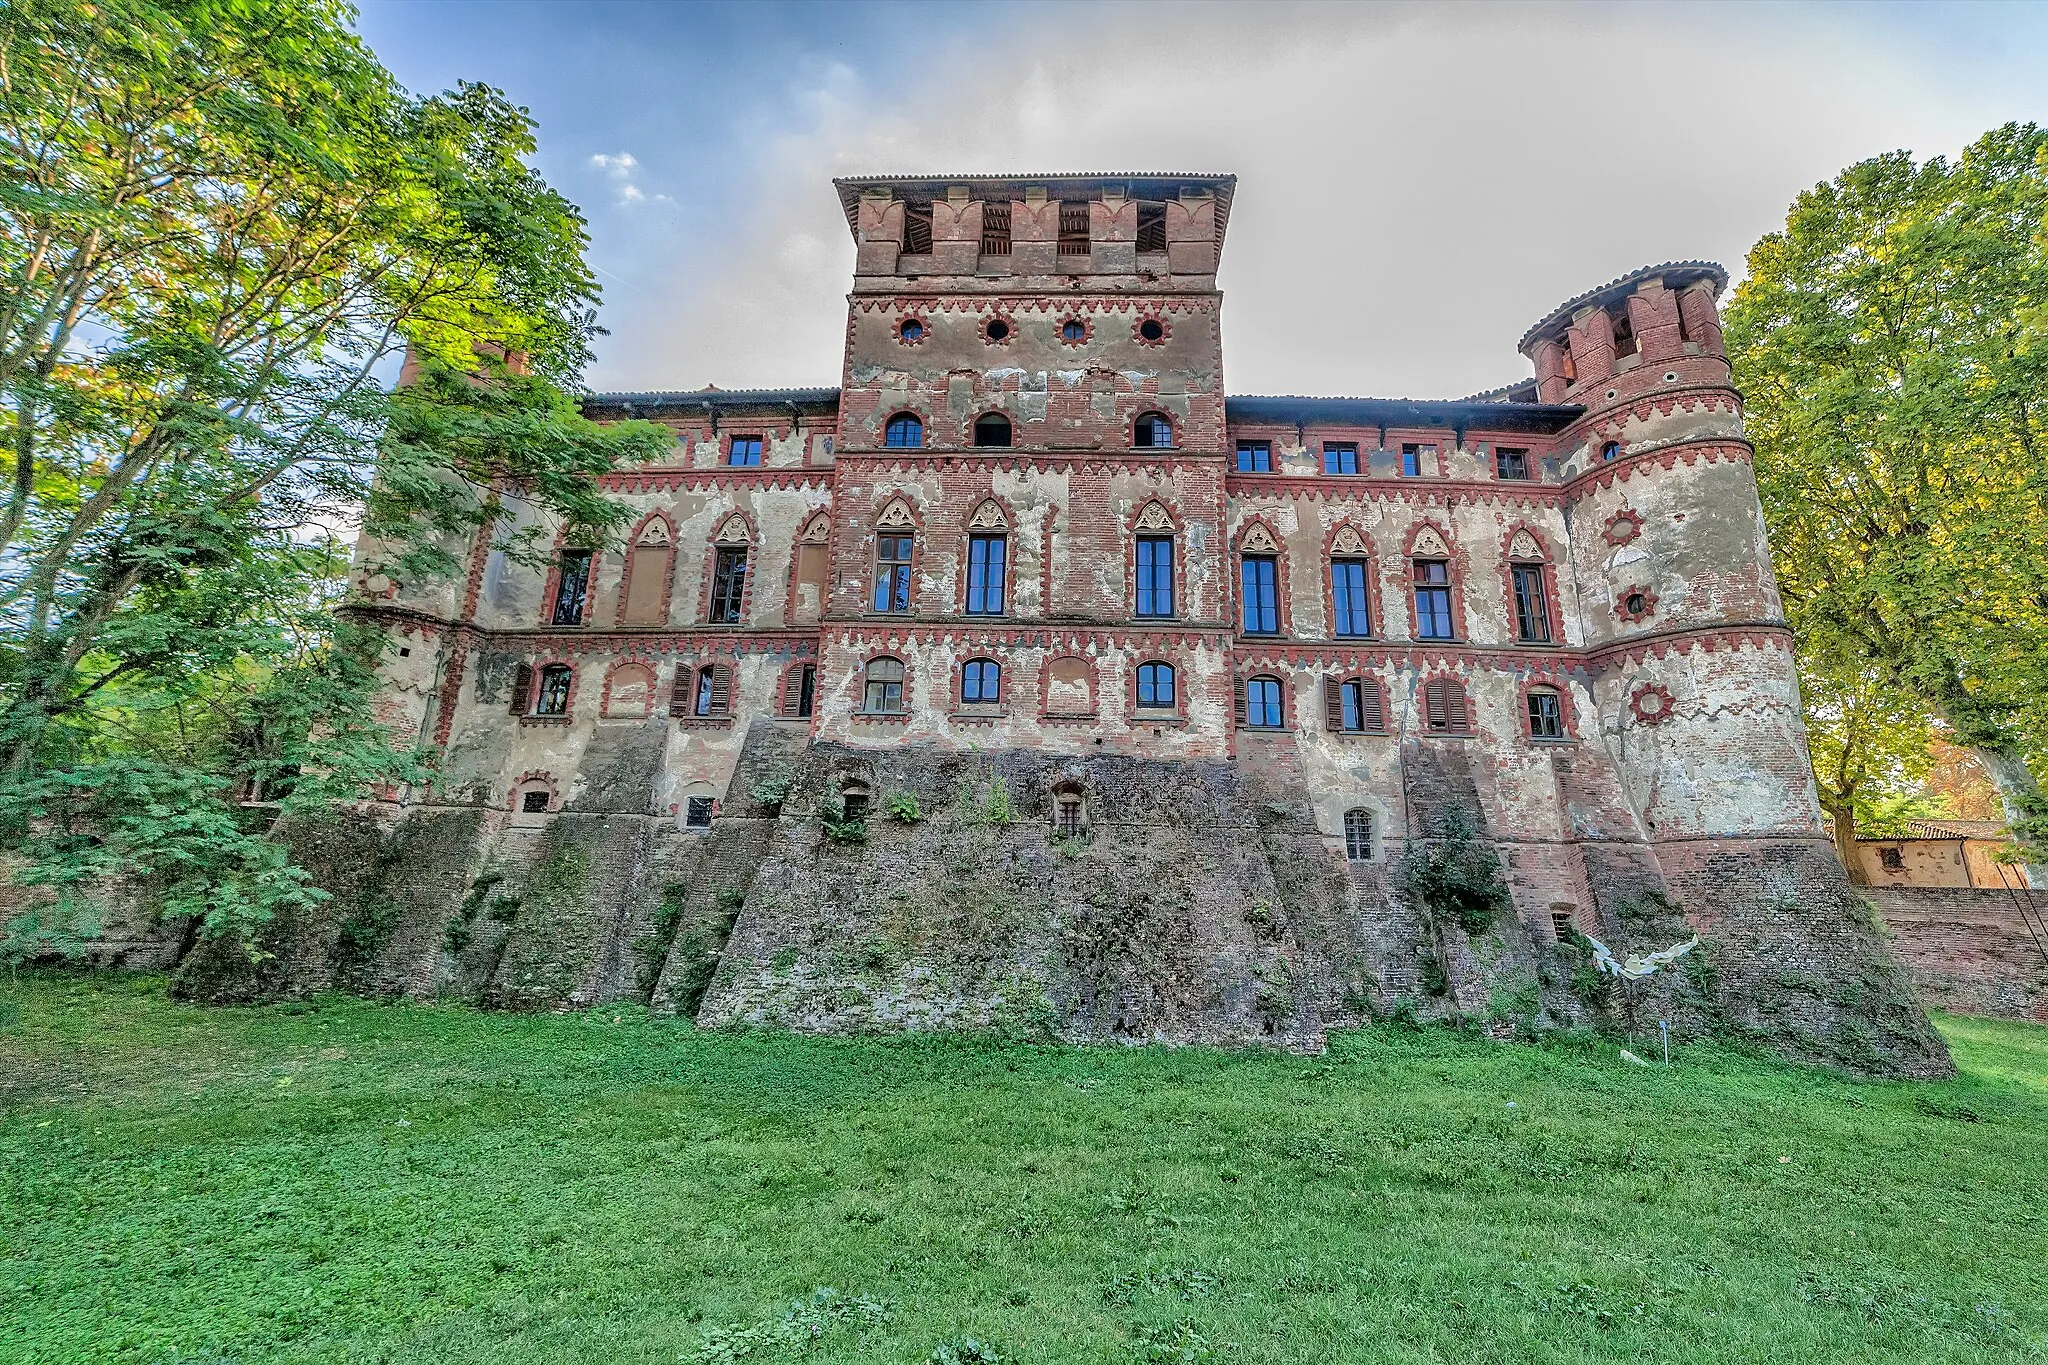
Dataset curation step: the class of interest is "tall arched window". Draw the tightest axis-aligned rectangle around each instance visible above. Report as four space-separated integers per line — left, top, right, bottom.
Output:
973 413 1012 448
1343 809 1375 861
1133 412 1173 448
884 413 923 448
1239 675 1284 730
863 656 905 713
1135 661 1176 710
874 532 913 612
962 657 1001 705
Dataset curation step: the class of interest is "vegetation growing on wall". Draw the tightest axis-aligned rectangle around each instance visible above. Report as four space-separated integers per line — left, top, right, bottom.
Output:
1400 808 1512 938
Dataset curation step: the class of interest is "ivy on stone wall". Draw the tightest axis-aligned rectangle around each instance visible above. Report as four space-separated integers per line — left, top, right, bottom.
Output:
1400 808 1512 938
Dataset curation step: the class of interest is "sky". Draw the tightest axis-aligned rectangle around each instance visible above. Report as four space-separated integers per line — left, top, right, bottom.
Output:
353 0 2048 401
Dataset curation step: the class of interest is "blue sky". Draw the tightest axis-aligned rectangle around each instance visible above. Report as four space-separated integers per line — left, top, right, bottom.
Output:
354 0 2048 399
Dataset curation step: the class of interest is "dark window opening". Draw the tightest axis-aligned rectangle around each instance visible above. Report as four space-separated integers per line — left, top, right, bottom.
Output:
1551 906 1575 937
1400 442 1433 477
1133 413 1173 448
691 663 731 718
1879 845 1905 872
1511 563 1551 643
1601 441 1621 462
1528 688 1564 740
966 534 1007 614
551 550 592 625
1240 555 1280 635
685 796 714 829
874 535 913 613
727 435 763 466
709 547 748 624
984 318 1010 342
1422 677 1471 734
1135 536 1175 617
1611 308 1637 358
863 657 905 713
902 201 933 254
1496 447 1531 480
1138 318 1165 342
786 662 816 719
1625 590 1647 616
1676 295 1693 342
1344 808 1375 861
898 318 924 343
1057 200 1090 255
521 789 550 813
1413 560 1454 640
534 664 572 716
962 657 1001 704
841 788 870 821
980 201 1011 255
1558 337 1577 383
973 413 1012 447
1056 794 1083 838
884 413 923 448
1236 441 1272 473
1332 559 1372 638
1136 200 1168 252
1060 317 1087 343
1323 442 1359 475
1243 675 1284 729
1136 661 1176 709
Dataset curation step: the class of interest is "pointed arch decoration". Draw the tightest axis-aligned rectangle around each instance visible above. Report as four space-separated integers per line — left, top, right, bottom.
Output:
1135 499 1175 533
877 497 916 530
1239 522 1280 554
968 498 1009 530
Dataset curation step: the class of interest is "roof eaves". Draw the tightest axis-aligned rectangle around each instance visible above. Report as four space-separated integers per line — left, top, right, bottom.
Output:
1517 261 1729 353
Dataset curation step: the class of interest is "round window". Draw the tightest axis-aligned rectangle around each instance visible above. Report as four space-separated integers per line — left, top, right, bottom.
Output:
899 318 924 343
985 318 1010 342
1060 318 1086 343
1138 318 1164 342
1625 592 1647 615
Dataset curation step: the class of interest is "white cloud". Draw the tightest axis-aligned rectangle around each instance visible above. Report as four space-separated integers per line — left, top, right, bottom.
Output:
588 150 666 206
586 1 2037 397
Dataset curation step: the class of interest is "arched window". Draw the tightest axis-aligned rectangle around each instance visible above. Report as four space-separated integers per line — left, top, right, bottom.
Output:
1239 675 1284 730
1421 678 1471 735
533 664 572 716
549 549 592 626
962 657 1001 705
692 663 731 718
863 657 905 713
1527 686 1565 740
1053 785 1085 838
973 413 1012 448
1325 676 1386 734
884 413 923 448
618 520 674 626
1133 412 1173 448
1136 661 1176 710
1343 809 1375 861
1601 440 1620 462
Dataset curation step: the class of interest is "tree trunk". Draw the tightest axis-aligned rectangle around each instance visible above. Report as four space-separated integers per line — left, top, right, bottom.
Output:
1969 742 2048 889
1830 803 1867 885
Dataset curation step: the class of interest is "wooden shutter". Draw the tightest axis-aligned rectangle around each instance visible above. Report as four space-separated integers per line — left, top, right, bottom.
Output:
779 664 805 716
508 662 533 716
668 669 693 717
708 663 732 717
1325 677 1347 732
1446 681 1469 733
1423 679 1447 731
1233 676 1248 726
1361 678 1387 733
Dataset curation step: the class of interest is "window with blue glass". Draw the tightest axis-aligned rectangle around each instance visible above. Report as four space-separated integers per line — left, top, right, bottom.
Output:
1136 661 1176 709
966 533 1007 614
1240 555 1280 634
1323 442 1359 475
1133 412 1173 448
1413 559 1455 639
1331 559 1371 637
873 535 913 612
962 658 1001 705
727 435 763 466
1236 440 1272 473
1135 535 1174 617
1243 675 1283 729
883 413 923 448
1400 442 1430 477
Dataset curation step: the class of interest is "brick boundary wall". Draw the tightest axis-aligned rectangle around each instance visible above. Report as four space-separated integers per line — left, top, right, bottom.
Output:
1866 887 2048 1023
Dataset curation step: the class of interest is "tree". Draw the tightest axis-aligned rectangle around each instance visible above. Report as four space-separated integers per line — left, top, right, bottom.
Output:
1725 124 2048 864
1798 653 1946 876
0 0 666 952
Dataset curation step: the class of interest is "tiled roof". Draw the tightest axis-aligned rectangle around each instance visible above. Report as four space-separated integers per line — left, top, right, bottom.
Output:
583 387 840 409
1903 819 2012 841
1518 261 1729 352
1225 393 1582 434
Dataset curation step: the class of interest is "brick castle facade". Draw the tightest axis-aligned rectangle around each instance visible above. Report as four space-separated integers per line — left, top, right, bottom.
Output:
304 172 1950 1074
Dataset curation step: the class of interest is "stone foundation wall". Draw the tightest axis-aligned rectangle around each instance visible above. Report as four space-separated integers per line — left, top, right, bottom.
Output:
1867 887 2048 1023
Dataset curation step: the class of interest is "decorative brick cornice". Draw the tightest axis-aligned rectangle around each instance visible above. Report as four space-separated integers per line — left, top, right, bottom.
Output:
497 629 821 658
834 451 1221 472
849 294 1218 316
824 623 1232 653
1562 439 1754 498
1588 622 1794 669
598 468 831 493
1228 642 1592 677
1224 472 1561 508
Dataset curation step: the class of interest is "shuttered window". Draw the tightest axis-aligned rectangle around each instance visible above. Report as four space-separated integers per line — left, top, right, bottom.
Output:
692 663 731 718
1421 678 1471 734
780 663 816 719
508 662 534 716
1326 677 1385 734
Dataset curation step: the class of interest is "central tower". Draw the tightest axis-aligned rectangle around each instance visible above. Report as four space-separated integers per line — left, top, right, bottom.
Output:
814 174 1239 756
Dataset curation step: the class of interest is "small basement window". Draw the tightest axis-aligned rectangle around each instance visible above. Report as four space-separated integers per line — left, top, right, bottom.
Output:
840 786 870 821
1055 791 1084 838
1550 905 1576 938
521 789 551 813
1880 846 1905 872
685 796 714 829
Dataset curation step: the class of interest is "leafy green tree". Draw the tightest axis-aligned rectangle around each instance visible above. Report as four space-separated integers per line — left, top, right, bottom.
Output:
1725 123 2048 863
1799 654 1949 874
0 0 665 953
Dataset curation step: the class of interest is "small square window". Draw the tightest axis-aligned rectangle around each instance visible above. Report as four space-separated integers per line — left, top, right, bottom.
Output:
727 436 763 467
1496 447 1531 480
1879 846 1905 872
521 790 550 813
685 796 714 829
1322 443 1359 476
1400 443 1433 477
1236 441 1272 473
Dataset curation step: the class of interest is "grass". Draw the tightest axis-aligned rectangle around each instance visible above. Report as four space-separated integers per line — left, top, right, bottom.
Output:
2 972 2045 1364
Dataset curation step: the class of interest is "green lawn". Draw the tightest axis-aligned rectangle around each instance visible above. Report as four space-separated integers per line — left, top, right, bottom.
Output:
2 974 2045 1364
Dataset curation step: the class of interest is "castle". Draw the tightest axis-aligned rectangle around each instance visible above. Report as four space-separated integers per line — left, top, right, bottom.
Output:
235 172 1948 1075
